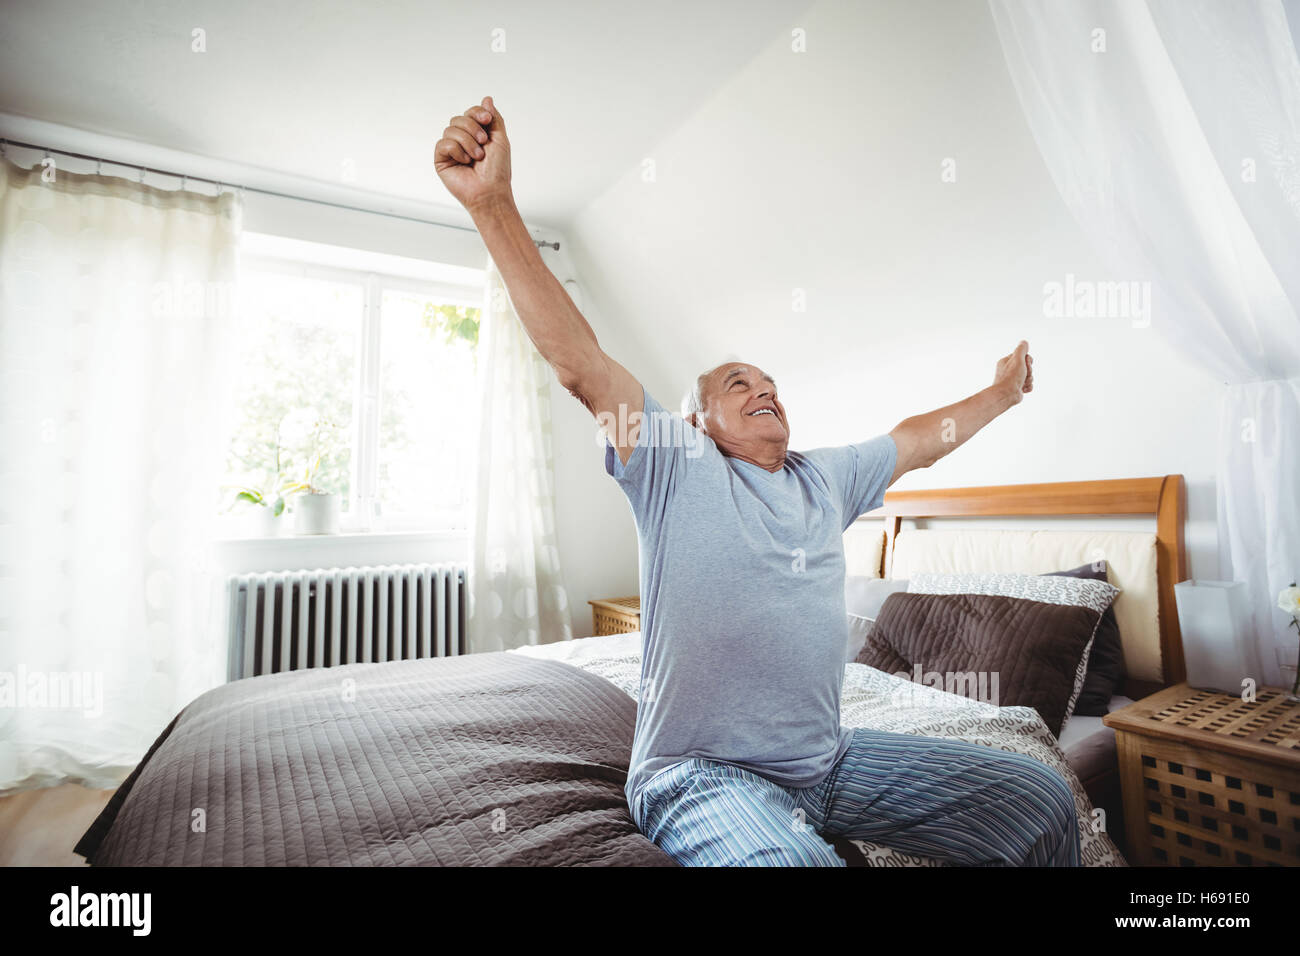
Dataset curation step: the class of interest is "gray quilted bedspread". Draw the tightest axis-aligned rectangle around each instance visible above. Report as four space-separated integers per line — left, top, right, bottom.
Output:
75 652 676 866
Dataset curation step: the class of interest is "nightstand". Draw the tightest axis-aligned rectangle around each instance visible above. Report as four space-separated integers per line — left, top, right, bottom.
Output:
1103 682 1300 866
588 596 640 636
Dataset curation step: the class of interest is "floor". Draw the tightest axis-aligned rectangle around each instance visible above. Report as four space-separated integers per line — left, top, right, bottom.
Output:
0 784 116 866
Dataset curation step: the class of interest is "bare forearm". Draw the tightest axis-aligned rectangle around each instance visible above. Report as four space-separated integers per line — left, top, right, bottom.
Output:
891 383 1019 475
468 195 600 385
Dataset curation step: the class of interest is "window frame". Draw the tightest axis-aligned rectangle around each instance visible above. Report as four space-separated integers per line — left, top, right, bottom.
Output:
229 251 483 535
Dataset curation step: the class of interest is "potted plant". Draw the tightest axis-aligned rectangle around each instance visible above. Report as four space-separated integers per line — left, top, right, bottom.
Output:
282 413 343 535
284 460 340 535
223 421 297 536
229 479 288 536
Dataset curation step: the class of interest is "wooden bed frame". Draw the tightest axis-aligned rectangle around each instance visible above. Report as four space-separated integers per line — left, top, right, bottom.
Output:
860 474 1189 857
864 473 1188 698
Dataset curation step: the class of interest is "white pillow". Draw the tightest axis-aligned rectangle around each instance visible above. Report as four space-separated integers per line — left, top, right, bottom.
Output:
845 613 876 663
845 576 911 621
844 577 911 662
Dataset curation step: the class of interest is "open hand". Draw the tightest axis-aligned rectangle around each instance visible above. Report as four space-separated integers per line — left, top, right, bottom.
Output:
994 340 1034 404
435 96 512 213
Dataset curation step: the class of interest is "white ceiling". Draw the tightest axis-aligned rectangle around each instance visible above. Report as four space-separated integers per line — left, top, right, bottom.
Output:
0 0 814 226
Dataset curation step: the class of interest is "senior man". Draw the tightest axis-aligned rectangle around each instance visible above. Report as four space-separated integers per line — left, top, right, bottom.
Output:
435 97 1078 867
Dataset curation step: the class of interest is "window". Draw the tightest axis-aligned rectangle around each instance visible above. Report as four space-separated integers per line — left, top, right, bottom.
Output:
377 287 478 526
221 234 484 534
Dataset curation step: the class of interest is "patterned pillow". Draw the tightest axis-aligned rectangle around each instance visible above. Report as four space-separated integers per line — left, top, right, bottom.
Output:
907 572 1120 730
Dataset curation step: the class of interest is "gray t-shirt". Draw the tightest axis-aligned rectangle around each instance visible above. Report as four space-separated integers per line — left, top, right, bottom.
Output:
603 386 898 813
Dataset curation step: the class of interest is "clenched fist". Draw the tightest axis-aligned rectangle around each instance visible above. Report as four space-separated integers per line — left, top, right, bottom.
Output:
435 96 512 213
994 340 1034 404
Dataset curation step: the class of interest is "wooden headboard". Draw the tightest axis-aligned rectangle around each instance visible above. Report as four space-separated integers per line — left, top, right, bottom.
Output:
860 475 1187 698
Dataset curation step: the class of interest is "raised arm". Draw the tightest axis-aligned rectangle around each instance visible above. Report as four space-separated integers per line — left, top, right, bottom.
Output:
887 340 1034 484
435 96 644 464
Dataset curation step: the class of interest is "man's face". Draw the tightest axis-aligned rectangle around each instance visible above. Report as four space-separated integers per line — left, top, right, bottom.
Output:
692 363 789 452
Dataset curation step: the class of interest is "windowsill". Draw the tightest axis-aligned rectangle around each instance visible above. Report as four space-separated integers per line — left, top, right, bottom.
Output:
215 528 468 544
214 525 470 575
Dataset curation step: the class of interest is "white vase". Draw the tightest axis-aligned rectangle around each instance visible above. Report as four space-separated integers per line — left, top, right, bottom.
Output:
258 506 282 538
1174 580 1262 694
293 492 339 535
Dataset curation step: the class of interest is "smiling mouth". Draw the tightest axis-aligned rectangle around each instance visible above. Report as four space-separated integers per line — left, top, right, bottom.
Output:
747 408 777 418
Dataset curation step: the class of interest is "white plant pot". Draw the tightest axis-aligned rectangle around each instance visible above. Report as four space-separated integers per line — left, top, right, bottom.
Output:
258 506 282 538
293 492 340 535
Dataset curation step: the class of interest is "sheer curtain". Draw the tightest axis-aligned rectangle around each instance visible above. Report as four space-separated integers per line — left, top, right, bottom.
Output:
467 236 574 652
0 159 241 792
989 0 1300 681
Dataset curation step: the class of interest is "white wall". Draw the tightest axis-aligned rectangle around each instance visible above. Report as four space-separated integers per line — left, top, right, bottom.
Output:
534 233 671 638
565 0 1222 603
4 0 1228 643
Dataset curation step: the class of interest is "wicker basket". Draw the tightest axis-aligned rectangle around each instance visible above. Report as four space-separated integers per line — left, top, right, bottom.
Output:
1105 683 1300 866
589 596 641 636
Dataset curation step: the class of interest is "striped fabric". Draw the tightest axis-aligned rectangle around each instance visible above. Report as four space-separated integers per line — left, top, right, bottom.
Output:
632 727 1081 866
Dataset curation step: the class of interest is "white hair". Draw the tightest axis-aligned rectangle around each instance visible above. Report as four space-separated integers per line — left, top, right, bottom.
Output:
681 355 741 421
680 369 709 420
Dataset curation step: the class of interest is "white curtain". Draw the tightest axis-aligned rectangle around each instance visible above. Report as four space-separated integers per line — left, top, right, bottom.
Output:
989 0 1300 681
0 158 241 792
467 240 574 652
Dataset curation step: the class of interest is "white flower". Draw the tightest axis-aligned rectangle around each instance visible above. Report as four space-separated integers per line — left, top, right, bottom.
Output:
278 407 320 446
1279 585 1300 616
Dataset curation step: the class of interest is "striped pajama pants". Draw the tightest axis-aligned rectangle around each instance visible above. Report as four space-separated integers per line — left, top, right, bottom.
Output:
631 727 1081 867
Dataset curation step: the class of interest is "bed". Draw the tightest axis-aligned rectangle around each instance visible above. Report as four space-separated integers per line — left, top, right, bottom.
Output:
75 475 1187 867
844 473 1188 851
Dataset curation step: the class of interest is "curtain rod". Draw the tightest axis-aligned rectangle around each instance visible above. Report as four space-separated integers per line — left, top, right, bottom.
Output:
0 137 560 250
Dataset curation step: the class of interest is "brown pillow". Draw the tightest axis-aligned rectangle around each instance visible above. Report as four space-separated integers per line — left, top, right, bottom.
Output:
1045 563 1126 715
854 591 1105 736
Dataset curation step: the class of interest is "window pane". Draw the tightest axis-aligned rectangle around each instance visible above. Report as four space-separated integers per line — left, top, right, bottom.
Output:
378 289 478 527
223 270 361 516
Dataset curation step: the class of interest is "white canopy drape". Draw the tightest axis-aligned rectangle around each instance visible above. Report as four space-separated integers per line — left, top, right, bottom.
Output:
467 237 574 652
989 0 1300 681
0 159 241 792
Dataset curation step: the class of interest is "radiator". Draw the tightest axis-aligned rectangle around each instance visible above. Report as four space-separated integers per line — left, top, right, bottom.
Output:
226 563 467 680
